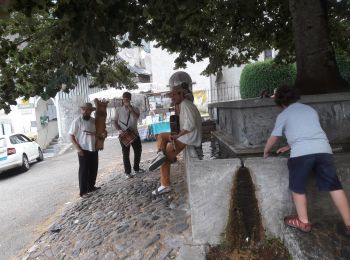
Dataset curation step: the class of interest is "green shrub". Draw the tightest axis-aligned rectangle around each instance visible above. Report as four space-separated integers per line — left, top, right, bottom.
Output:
336 54 350 84
240 60 296 99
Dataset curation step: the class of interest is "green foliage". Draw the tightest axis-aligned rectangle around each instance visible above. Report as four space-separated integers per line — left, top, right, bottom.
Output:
0 0 350 111
330 3 350 57
7 0 350 77
336 55 350 85
240 60 296 99
134 0 350 76
90 59 138 90
0 7 137 113
137 0 294 75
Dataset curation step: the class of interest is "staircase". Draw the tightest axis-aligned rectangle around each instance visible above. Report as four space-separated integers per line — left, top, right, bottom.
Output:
43 135 60 158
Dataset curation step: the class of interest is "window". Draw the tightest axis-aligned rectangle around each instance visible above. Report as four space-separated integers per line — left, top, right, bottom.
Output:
10 135 21 144
10 134 28 144
20 134 31 142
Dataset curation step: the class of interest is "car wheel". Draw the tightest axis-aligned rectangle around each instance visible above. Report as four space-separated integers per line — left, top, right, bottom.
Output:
37 148 44 162
21 154 30 172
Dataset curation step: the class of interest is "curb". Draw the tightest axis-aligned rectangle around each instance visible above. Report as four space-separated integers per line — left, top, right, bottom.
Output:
57 143 73 156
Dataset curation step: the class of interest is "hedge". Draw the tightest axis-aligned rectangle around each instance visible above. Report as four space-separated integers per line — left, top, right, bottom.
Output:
240 60 296 99
337 55 350 85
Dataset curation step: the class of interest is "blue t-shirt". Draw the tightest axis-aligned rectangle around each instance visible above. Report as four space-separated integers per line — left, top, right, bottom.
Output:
271 102 332 158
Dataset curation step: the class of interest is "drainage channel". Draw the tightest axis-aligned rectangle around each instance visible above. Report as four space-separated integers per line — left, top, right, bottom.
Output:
198 137 350 259
196 138 290 259
206 165 290 260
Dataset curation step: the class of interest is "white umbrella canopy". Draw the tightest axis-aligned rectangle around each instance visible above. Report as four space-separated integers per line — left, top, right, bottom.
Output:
88 88 125 101
88 83 153 101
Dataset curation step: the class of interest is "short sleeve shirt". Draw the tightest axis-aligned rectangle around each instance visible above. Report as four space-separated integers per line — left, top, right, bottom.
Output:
115 106 140 133
69 116 96 152
271 102 332 157
177 99 202 147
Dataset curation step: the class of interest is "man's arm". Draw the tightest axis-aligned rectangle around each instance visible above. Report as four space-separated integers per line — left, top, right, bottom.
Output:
276 145 290 154
171 129 190 140
70 134 84 156
263 136 279 158
127 104 140 119
114 110 122 131
171 105 196 140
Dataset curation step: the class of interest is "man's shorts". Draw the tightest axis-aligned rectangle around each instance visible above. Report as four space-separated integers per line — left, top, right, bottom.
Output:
287 153 342 193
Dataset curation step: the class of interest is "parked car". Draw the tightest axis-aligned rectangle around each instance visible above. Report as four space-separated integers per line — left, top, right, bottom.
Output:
0 133 44 173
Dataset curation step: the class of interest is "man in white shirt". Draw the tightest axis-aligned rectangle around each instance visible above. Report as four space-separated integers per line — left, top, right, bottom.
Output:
115 92 144 178
149 84 202 195
264 85 350 236
69 102 101 198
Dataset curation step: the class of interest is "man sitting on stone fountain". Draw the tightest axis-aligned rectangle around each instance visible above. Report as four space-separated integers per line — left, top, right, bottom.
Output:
148 83 202 195
263 85 350 236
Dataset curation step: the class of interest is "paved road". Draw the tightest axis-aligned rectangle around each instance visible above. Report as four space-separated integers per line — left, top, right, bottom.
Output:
0 138 157 260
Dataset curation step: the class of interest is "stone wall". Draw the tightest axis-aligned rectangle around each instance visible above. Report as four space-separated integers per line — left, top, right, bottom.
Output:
185 144 350 259
185 147 241 245
208 92 350 149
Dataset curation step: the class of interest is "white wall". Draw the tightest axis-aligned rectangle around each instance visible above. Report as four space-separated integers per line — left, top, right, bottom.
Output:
119 45 152 75
150 44 210 92
35 98 59 149
0 98 37 134
55 76 100 141
210 66 244 102
212 65 245 87
0 97 59 148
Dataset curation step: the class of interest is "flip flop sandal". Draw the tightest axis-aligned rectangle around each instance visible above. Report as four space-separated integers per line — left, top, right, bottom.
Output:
284 215 312 232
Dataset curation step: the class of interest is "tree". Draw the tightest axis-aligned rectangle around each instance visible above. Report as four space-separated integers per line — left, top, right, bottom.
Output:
1 0 349 112
132 0 350 94
289 0 349 94
0 3 138 113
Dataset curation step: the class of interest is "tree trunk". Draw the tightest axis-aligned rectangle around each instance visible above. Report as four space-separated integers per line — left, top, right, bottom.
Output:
289 0 349 94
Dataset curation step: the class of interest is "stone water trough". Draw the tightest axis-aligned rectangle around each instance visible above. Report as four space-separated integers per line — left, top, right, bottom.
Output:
183 92 350 259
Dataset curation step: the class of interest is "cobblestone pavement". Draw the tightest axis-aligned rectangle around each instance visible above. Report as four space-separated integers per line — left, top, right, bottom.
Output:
22 158 192 260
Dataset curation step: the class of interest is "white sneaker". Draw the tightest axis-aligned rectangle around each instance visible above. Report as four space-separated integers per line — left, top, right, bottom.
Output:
149 151 166 171
125 173 134 179
152 185 172 196
134 168 145 174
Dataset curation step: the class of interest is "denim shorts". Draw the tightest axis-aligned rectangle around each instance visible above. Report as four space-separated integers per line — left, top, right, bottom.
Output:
287 153 342 193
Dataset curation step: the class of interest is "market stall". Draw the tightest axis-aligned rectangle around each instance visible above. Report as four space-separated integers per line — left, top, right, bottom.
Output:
138 92 172 141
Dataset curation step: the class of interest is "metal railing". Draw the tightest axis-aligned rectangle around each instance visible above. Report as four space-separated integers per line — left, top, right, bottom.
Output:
208 83 241 103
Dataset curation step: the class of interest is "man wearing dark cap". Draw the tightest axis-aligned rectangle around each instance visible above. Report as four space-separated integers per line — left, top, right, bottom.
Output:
69 102 101 198
115 92 145 178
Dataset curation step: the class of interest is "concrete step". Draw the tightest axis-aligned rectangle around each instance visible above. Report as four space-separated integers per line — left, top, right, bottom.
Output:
43 142 72 157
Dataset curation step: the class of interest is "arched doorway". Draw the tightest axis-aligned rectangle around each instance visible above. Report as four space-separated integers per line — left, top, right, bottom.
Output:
34 97 59 149
168 71 193 90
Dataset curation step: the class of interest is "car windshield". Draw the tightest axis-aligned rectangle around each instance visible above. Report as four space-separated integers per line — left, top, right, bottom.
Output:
0 138 6 148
